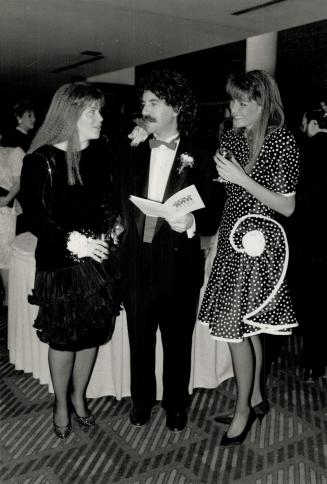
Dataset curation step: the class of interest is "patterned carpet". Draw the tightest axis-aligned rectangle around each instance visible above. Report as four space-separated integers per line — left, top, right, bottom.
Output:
0 310 326 484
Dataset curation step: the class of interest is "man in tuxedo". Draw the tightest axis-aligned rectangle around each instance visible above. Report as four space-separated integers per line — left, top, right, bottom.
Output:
118 68 223 431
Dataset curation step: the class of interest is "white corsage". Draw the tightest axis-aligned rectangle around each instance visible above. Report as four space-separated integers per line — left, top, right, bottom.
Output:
67 231 90 258
128 125 149 147
242 230 266 257
177 153 194 174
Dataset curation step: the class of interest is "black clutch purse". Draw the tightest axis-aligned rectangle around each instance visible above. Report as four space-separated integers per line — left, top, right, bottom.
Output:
0 186 14 208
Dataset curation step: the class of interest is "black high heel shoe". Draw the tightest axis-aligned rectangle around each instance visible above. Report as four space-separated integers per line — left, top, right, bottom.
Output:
220 408 257 447
53 408 72 439
73 411 95 427
253 400 270 423
215 400 270 425
69 400 95 427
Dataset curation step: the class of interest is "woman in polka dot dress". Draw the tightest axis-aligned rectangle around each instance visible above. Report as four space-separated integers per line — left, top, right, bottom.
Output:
198 70 300 446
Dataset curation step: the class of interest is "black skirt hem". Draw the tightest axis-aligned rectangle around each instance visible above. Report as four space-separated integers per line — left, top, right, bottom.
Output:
29 257 122 350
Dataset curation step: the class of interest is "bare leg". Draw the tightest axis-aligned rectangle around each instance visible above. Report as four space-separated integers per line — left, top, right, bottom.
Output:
70 347 98 416
227 338 254 438
48 348 75 426
250 335 264 406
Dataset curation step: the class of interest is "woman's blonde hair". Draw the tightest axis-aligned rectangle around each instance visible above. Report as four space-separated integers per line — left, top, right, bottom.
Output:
226 70 284 165
29 82 104 184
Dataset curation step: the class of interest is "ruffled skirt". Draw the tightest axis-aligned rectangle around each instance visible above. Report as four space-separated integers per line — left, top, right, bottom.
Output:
28 257 122 351
198 214 298 341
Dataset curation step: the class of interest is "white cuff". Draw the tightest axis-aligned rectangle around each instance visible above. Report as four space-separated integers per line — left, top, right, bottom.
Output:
187 214 196 238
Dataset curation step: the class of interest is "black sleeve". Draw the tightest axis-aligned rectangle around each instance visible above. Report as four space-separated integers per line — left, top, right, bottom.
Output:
20 152 66 248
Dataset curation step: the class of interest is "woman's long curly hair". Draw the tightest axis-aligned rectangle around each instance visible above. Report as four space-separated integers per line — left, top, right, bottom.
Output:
29 82 105 185
137 68 197 136
226 70 284 165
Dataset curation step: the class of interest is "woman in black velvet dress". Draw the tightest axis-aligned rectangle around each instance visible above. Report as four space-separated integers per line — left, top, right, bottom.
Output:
20 83 122 439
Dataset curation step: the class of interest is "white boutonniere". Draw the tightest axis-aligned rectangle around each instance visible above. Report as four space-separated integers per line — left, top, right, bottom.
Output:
177 153 194 174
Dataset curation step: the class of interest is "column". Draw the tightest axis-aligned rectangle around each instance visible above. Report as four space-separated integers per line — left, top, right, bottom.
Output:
246 31 277 76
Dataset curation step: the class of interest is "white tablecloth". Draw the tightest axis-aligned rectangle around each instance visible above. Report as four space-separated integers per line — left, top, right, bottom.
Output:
8 232 233 399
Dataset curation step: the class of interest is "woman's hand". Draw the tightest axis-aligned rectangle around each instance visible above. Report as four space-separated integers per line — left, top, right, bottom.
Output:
128 118 149 146
67 231 109 262
165 213 194 233
86 238 109 263
214 151 248 186
215 153 296 217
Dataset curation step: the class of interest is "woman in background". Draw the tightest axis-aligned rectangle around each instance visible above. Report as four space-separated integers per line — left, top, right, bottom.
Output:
0 143 24 305
2 100 37 234
199 70 300 446
20 83 122 439
3 99 36 152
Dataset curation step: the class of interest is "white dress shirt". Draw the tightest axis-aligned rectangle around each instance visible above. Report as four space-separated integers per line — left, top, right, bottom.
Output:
147 136 195 237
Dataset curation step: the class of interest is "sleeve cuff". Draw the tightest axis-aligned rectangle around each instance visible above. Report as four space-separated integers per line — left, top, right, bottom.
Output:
187 213 196 238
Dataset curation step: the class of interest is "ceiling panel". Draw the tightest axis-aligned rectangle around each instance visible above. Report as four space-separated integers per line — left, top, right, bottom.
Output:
0 0 326 97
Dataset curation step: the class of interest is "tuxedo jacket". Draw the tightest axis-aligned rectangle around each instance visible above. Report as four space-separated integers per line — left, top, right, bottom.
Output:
117 135 224 298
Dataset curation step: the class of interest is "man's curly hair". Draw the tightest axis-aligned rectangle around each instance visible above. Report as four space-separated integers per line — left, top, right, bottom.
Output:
137 68 197 136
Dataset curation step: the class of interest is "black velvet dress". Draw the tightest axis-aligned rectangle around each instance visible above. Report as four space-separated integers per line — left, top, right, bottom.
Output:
20 138 122 351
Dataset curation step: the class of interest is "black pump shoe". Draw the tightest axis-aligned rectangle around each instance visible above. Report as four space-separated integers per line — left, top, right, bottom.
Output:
72 410 95 427
220 408 257 447
216 400 270 425
53 407 72 439
53 420 72 439
69 399 95 427
253 400 270 423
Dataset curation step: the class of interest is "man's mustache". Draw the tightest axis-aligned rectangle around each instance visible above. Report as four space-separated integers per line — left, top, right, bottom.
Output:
143 116 156 123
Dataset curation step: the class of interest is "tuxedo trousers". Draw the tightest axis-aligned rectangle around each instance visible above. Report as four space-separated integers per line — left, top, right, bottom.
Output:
123 272 200 412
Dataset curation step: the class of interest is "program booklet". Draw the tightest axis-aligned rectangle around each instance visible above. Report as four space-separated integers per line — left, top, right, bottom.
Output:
129 184 205 218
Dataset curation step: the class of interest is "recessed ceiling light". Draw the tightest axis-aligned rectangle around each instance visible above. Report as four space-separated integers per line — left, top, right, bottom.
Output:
232 0 287 15
52 55 105 73
80 51 103 56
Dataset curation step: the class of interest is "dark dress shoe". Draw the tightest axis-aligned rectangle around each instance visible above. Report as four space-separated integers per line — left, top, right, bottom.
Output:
253 400 270 423
129 406 152 427
303 368 318 383
220 408 257 447
166 410 188 432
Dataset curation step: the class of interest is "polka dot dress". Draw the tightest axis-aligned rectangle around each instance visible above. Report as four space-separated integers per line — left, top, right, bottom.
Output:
198 127 300 342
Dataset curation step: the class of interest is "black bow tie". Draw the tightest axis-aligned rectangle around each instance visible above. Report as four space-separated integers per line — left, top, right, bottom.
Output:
149 138 178 150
